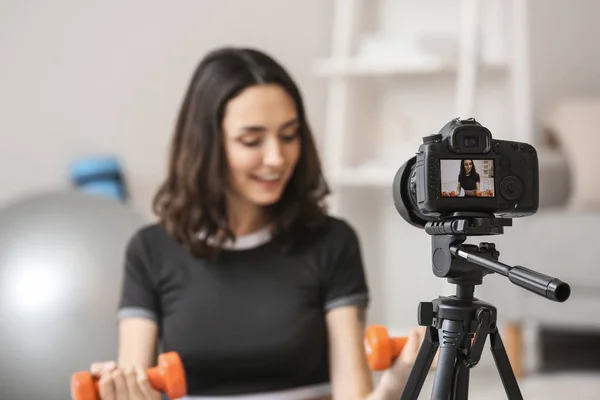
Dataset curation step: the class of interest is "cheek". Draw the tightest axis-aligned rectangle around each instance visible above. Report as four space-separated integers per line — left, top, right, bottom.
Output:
227 148 261 179
285 142 301 167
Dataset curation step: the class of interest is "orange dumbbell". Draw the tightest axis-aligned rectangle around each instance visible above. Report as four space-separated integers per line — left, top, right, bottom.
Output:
364 325 408 371
70 352 187 400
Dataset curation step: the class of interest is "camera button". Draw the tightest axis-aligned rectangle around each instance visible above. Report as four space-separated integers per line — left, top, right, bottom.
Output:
493 144 503 154
423 134 442 144
500 176 524 201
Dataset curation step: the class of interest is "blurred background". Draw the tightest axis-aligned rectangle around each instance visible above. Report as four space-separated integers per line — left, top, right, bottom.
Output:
1 0 599 398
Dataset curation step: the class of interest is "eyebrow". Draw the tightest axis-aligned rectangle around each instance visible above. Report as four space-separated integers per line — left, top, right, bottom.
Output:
238 118 299 133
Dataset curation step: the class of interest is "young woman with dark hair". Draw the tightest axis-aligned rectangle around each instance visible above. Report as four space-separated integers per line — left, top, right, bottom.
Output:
88 47 429 400
457 159 480 197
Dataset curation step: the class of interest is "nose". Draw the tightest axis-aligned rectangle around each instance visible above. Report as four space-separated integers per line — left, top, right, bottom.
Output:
263 136 284 167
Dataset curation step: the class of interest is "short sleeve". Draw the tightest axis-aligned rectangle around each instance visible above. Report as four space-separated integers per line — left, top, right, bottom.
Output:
117 230 160 322
322 220 370 312
476 173 481 182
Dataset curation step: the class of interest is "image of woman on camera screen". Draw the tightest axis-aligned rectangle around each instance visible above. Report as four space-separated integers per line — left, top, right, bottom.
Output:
456 159 480 197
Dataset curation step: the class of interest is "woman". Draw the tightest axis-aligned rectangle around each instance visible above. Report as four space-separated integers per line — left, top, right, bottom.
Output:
456 159 480 197
89 47 428 400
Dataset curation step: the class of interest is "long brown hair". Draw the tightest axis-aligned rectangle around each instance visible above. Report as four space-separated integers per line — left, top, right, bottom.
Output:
152 47 330 258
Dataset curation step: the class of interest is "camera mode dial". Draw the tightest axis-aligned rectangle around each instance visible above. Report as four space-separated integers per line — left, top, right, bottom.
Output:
423 134 442 144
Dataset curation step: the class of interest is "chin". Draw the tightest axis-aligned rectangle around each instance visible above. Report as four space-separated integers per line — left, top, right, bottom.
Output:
251 194 284 206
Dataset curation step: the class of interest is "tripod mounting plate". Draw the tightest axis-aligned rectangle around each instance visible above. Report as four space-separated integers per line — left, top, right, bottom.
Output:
425 213 512 237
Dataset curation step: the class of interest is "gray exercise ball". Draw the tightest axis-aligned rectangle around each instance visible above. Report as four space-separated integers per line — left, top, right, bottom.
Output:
0 190 145 399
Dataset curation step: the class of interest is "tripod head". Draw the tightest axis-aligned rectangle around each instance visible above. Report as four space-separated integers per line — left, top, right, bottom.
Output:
425 212 570 303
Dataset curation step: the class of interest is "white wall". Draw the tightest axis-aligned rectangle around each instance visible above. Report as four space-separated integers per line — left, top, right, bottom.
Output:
3 0 600 341
528 0 600 140
0 0 330 220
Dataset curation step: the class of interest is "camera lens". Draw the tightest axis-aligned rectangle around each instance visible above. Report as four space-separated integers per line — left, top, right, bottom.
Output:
463 136 479 147
392 157 435 229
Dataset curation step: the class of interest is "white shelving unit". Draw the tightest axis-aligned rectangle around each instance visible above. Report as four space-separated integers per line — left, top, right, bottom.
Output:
312 56 508 78
313 0 533 332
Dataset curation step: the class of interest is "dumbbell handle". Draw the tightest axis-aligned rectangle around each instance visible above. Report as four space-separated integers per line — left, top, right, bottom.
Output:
365 327 475 371
365 325 408 371
71 352 186 400
389 337 408 358
89 366 165 392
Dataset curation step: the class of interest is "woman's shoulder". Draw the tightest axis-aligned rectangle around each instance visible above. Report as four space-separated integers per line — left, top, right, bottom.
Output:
130 222 170 242
324 215 357 234
126 222 176 254
303 215 360 249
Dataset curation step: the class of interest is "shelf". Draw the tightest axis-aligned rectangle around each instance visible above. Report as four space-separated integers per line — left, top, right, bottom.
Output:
312 57 508 77
331 147 563 190
332 164 399 187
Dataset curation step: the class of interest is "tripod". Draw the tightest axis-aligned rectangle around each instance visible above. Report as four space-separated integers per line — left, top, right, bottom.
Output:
400 213 571 400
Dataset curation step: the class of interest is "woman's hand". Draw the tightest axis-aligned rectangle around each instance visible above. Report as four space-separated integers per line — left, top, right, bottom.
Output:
89 361 162 400
377 327 439 396
397 327 439 369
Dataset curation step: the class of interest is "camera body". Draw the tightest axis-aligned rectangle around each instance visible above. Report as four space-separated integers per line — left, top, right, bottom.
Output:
407 117 539 220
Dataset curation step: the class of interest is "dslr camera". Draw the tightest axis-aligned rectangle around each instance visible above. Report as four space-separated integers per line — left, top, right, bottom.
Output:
394 117 539 227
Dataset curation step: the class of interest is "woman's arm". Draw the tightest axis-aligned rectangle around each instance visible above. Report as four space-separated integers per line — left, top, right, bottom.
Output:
326 306 418 400
89 318 161 400
117 318 159 368
326 306 373 400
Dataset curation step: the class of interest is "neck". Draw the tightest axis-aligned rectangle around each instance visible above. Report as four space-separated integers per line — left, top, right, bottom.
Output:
225 195 270 237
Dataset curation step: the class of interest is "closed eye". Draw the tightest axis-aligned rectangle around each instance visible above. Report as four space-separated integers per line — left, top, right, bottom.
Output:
236 118 300 147
237 131 263 147
279 119 300 143
280 132 299 143
240 133 298 147
241 140 261 147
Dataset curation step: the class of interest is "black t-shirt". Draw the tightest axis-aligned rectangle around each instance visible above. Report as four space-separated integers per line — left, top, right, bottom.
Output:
458 172 480 193
117 216 369 397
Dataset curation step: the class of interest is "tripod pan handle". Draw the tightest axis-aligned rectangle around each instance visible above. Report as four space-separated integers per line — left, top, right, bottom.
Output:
508 265 570 302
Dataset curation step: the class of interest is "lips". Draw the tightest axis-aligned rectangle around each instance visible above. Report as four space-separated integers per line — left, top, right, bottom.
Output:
251 173 285 190
252 173 282 182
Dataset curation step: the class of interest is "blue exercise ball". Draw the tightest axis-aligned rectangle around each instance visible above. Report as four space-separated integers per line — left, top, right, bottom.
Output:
0 190 145 399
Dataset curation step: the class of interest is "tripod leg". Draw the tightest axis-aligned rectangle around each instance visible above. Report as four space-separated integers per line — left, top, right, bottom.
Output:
451 335 472 400
400 326 439 400
489 329 524 400
430 320 465 400
452 363 470 400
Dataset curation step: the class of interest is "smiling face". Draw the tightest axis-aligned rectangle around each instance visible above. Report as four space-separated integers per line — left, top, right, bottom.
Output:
222 83 301 211
463 159 473 174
